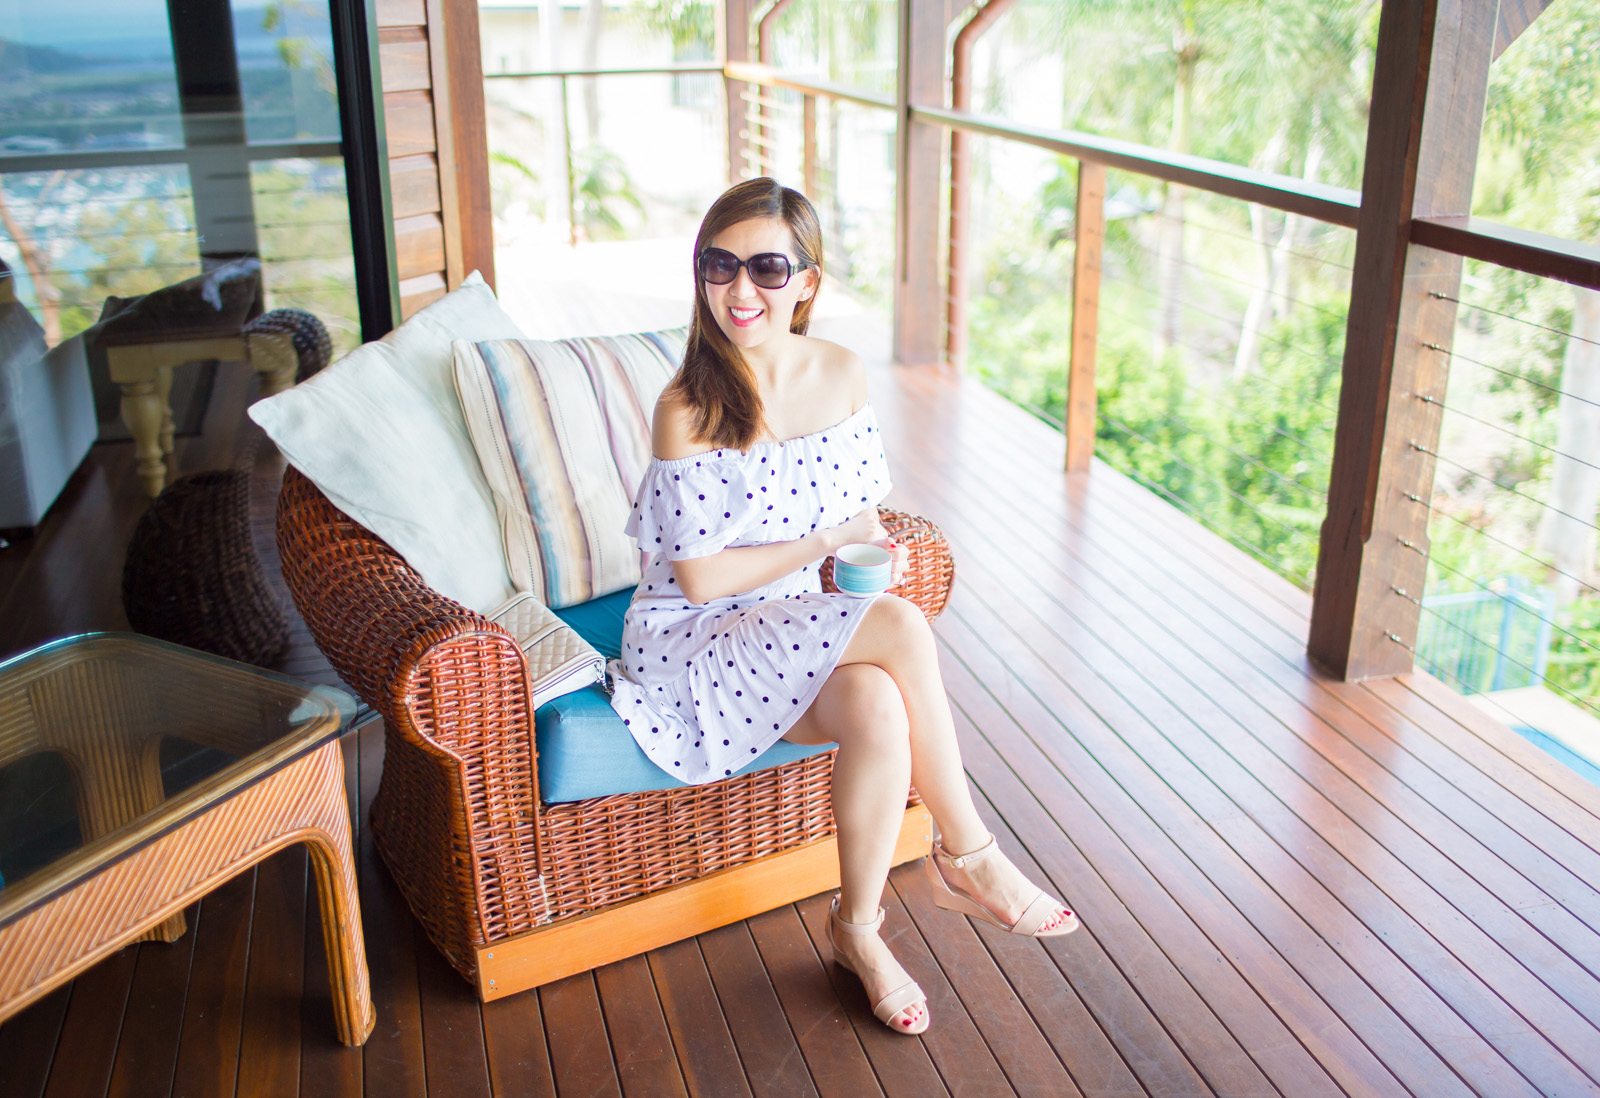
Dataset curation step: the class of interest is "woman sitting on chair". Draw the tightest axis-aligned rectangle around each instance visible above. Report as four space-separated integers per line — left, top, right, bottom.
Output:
608 177 1077 1035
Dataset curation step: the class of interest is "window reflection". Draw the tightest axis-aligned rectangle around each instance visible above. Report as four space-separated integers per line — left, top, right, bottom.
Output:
0 0 358 527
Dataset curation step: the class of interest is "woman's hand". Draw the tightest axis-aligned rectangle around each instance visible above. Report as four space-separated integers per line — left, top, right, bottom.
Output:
874 534 911 587
827 507 888 554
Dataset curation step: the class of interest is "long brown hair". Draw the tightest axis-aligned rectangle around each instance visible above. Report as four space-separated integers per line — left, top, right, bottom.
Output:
668 177 823 451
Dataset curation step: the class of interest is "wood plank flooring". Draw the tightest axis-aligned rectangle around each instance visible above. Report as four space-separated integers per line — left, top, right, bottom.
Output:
2 315 1599 1097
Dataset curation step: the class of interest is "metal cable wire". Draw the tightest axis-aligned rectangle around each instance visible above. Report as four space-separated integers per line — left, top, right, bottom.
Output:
1148 209 1355 271
1103 272 1348 383
1426 506 1600 600
1420 444 1600 534
1122 236 1348 322
1412 601 1600 721
1087 426 1314 585
1174 372 1335 460
1428 342 1600 413
1097 407 1314 540
1149 405 1329 500
1421 393 1600 477
1434 291 1600 351
1425 553 1600 660
0 192 195 209
1094 290 1345 422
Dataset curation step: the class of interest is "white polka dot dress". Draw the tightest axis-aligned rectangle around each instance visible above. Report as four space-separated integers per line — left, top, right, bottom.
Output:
608 404 893 784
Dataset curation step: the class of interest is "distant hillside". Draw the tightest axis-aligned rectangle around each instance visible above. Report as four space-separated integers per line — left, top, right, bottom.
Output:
0 38 102 75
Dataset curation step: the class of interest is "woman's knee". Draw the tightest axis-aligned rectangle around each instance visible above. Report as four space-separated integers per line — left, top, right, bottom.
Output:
834 665 909 751
863 594 932 650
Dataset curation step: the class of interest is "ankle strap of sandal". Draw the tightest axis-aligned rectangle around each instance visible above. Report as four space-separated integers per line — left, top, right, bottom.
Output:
935 833 998 870
830 897 886 935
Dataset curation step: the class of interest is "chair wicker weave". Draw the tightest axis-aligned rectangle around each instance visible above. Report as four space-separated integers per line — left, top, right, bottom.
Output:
275 466 953 990
123 467 291 667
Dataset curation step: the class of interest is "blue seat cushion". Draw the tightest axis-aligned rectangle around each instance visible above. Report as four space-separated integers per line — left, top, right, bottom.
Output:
539 591 832 803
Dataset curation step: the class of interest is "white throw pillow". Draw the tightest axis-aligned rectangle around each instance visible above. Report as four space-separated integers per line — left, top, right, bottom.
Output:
249 271 523 614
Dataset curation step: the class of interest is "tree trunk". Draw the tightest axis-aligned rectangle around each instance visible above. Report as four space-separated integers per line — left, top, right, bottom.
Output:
0 174 64 345
1154 43 1196 361
579 0 602 144
1233 201 1276 380
1233 129 1287 380
1535 285 1600 604
539 0 571 243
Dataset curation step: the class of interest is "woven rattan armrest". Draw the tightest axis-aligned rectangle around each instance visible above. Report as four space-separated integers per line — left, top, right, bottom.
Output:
277 468 545 952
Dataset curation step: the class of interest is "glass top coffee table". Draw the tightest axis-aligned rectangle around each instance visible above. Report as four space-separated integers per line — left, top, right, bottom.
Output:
0 633 373 1045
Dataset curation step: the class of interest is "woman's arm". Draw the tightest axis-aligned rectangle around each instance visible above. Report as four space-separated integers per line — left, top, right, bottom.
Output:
671 508 883 605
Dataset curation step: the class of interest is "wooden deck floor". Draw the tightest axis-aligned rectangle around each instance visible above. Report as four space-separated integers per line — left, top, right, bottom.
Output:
3 318 1600 1098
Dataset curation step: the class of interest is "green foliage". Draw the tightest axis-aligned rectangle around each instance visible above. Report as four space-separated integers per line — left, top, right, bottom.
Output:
572 148 646 241
1549 598 1600 711
250 163 360 356
631 0 715 55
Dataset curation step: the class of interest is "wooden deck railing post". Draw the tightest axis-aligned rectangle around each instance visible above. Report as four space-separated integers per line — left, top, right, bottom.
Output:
1065 159 1105 473
757 0 800 185
1308 0 1500 680
719 0 753 184
802 93 817 197
892 0 948 366
946 0 1017 373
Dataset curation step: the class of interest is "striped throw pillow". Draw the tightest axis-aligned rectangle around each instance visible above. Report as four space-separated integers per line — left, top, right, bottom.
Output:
453 330 684 609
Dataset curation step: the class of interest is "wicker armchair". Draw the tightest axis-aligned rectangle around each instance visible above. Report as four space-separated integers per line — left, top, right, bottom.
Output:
276 466 954 998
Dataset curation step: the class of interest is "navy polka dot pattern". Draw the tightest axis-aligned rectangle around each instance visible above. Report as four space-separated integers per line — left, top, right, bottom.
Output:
608 405 893 784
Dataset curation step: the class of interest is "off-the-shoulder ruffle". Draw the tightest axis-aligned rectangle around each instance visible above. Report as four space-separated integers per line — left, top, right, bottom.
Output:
626 451 753 560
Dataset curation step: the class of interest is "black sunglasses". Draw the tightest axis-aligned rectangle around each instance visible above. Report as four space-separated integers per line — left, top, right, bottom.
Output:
697 247 809 289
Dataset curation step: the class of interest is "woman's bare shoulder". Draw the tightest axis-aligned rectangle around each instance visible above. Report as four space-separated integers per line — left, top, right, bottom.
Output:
651 389 706 460
796 335 868 410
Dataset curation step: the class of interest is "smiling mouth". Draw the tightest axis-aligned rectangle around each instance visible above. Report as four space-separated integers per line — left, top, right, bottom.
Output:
729 306 763 325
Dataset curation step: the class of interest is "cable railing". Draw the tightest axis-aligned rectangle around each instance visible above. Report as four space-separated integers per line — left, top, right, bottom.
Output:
1397 265 1600 728
466 54 1600 744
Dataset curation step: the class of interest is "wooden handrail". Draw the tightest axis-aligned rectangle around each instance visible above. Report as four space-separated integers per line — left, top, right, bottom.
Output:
723 61 897 113
475 59 1600 292
484 64 723 80
1411 216 1600 291
913 104 1361 228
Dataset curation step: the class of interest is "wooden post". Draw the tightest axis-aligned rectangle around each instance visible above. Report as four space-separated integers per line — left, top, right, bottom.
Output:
1309 0 1499 679
802 94 817 198
946 0 1018 373
440 0 496 288
758 0 801 186
892 0 947 367
1065 159 1104 473
720 0 753 185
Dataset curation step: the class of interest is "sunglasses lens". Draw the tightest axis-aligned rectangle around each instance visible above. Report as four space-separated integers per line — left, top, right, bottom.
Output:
748 254 792 288
699 250 739 284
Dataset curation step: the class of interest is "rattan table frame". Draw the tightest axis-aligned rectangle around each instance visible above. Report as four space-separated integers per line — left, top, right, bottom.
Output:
0 638 374 1046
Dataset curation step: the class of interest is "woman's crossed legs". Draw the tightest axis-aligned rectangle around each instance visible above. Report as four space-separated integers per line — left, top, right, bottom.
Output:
783 594 1072 1031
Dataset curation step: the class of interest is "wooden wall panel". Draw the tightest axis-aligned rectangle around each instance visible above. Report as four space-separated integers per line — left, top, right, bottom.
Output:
389 154 444 219
376 0 427 28
384 90 437 158
394 214 447 280
378 29 432 93
371 0 489 305
399 273 449 319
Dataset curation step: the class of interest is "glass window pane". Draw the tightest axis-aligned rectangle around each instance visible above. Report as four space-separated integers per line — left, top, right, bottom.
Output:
232 0 341 143
0 0 185 155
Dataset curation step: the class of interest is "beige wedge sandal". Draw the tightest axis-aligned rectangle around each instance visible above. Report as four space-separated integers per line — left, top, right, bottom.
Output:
825 896 930 1034
925 835 1080 938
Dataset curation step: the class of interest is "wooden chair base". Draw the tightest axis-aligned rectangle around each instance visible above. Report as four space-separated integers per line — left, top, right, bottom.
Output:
474 804 933 1001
